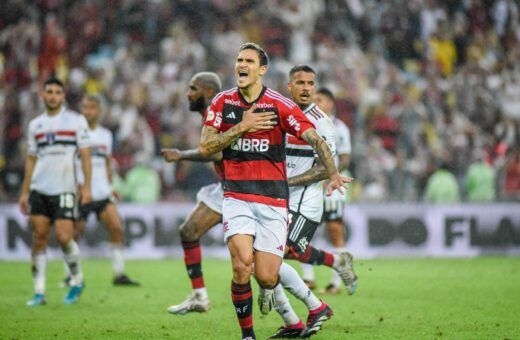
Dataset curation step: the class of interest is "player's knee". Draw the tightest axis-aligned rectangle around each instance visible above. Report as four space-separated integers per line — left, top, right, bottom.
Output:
55 230 72 247
32 233 48 250
232 261 253 282
179 221 199 241
255 272 278 289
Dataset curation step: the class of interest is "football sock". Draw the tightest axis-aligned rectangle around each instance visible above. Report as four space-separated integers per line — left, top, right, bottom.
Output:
274 283 300 326
287 245 334 267
279 262 321 311
63 240 83 286
32 251 47 295
182 240 206 295
231 281 254 339
110 243 125 276
300 262 315 282
331 247 347 287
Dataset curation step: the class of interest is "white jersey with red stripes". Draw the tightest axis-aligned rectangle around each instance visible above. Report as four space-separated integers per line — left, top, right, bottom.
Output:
27 107 91 195
286 103 336 223
76 125 113 200
331 115 351 164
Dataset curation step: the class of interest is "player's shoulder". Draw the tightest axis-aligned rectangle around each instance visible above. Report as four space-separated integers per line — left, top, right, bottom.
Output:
28 112 46 127
263 87 297 109
95 125 113 138
211 87 239 105
306 104 330 122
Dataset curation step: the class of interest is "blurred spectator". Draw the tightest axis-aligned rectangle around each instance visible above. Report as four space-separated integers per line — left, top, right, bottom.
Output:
499 148 520 201
424 162 460 203
122 153 160 204
465 149 496 202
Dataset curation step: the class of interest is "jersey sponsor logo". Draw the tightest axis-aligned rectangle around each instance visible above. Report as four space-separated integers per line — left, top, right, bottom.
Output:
255 102 274 109
224 98 241 106
287 115 301 132
231 138 269 152
226 111 236 119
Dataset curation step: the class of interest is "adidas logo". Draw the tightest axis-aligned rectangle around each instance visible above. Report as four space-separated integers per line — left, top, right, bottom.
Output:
226 111 236 119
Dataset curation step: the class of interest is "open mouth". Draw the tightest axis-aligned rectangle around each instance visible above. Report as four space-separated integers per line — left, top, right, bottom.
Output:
300 93 310 100
238 70 248 81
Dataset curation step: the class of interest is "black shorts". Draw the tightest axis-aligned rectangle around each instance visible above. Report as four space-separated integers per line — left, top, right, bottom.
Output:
77 198 113 221
29 190 76 222
286 210 320 256
322 198 344 222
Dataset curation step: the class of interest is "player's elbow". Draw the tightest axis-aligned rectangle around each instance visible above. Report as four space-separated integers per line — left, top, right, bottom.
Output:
198 144 212 158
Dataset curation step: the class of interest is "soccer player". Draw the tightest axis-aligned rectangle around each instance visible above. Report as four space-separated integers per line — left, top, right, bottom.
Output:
298 87 357 294
161 72 223 314
71 95 139 286
269 65 354 338
19 77 91 306
200 43 348 340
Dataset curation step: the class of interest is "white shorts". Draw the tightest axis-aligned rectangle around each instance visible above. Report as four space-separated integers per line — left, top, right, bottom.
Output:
196 183 224 214
222 197 288 258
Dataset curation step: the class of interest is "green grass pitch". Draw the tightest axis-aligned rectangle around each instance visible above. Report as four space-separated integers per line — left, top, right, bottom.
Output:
1 258 519 339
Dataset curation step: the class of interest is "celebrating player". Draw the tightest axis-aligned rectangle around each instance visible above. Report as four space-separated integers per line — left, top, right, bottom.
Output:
19 77 91 306
70 95 139 286
161 72 223 314
199 43 348 340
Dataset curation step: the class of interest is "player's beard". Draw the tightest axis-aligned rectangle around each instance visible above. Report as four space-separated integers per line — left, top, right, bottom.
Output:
189 96 206 112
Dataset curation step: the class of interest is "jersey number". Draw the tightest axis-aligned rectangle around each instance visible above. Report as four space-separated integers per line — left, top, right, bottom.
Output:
59 194 75 209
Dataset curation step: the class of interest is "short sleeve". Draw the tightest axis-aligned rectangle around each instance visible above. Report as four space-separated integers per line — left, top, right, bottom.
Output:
278 101 315 138
77 115 91 149
26 121 37 156
203 96 224 131
314 117 337 158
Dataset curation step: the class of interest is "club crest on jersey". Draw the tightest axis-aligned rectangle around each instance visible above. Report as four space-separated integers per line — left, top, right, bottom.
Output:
231 138 269 152
45 132 56 144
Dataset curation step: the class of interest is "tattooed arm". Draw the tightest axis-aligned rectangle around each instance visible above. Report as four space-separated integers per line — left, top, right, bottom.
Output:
301 128 338 176
288 163 328 187
162 148 222 162
199 104 276 157
300 128 352 195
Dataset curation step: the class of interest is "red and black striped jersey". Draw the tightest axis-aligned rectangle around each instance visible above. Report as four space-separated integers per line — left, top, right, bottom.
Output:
204 86 315 207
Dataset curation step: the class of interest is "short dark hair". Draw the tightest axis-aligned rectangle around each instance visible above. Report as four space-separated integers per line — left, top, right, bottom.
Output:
43 77 65 90
289 65 316 79
316 87 335 101
239 42 269 66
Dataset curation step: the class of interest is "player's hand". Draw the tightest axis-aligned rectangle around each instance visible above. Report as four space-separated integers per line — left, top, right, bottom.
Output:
240 104 277 133
80 185 92 205
112 190 122 201
161 148 182 162
326 172 353 196
19 193 29 215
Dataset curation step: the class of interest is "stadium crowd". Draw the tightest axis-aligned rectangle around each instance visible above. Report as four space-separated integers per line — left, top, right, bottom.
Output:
1 0 519 203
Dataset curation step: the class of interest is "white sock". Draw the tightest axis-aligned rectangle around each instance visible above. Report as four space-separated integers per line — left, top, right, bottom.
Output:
279 262 321 311
63 261 71 277
63 240 83 286
331 247 346 287
274 283 300 326
110 243 125 276
300 262 315 282
194 287 208 300
32 252 47 295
